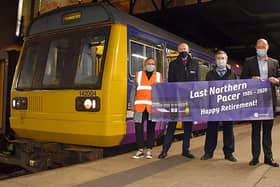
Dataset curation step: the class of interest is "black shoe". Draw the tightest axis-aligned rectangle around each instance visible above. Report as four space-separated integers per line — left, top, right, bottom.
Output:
225 154 237 162
182 151 195 159
264 158 279 167
249 159 259 166
200 153 213 160
158 151 167 159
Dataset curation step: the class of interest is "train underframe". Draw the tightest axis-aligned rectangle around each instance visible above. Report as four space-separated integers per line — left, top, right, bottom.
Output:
0 136 103 172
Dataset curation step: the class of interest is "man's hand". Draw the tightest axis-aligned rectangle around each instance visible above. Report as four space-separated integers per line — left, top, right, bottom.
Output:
269 77 280 84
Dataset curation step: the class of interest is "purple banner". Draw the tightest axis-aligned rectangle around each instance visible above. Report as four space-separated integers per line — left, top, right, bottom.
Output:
152 79 273 121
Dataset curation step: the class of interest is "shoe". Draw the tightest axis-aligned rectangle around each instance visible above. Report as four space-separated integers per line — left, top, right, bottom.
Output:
146 149 152 159
225 154 237 162
249 158 259 166
201 153 213 160
132 150 144 159
158 151 167 159
264 158 279 167
182 151 195 159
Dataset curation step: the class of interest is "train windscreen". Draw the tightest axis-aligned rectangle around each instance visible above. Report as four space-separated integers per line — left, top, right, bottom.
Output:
17 26 110 90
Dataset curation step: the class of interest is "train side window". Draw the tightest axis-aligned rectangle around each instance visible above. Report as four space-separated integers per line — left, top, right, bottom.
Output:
129 40 163 77
74 37 105 85
43 39 69 86
17 45 39 89
130 41 144 76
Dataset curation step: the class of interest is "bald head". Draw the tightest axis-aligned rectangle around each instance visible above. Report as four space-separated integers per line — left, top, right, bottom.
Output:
256 38 269 51
177 43 189 53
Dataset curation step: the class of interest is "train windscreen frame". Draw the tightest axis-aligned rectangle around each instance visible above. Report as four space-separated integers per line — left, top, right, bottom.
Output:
16 26 110 90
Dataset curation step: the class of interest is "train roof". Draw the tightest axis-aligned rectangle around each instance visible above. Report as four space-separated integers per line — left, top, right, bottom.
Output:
26 3 213 58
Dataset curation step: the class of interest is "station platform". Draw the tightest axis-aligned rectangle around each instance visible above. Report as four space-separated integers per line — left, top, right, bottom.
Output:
1 118 280 187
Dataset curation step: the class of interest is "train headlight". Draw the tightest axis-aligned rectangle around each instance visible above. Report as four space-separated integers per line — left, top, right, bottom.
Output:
83 99 92 110
12 97 28 110
76 97 100 112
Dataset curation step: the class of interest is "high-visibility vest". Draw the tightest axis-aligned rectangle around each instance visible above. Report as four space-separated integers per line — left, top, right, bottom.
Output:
134 71 161 113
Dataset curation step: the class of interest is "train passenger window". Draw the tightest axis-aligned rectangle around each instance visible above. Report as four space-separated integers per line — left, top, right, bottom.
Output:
75 36 105 85
43 39 69 86
130 41 144 76
17 45 39 89
129 40 163 77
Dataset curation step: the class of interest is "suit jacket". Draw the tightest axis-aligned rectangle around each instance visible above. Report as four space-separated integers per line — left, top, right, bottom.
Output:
241 56 280 106
206 68 237 81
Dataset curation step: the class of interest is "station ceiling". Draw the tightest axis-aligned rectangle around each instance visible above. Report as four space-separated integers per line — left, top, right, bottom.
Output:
135 0 280 63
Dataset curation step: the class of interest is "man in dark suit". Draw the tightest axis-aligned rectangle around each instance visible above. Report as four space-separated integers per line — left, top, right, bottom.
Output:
241 38 279 167
158 42 200 159
201 51 237 162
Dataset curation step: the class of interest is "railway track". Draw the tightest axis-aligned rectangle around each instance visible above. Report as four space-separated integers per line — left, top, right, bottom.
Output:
0 164 30 180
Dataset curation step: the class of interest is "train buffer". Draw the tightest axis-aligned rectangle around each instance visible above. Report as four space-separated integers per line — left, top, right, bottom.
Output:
0 119 280 187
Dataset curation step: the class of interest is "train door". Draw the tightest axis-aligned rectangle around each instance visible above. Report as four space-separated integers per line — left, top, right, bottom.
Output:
0 52 8 134
0 48 20 135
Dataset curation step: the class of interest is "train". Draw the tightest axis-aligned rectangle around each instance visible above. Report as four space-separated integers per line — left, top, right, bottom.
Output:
0 3 226 171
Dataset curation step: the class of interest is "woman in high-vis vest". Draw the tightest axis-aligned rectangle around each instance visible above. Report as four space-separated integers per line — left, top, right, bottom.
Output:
131 57 162 159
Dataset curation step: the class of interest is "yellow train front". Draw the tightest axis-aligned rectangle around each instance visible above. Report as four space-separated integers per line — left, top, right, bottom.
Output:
5 3 215 170
11 5 130 148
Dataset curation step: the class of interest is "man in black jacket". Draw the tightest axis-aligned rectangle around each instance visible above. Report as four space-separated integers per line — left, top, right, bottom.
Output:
158 42 200 159
241 38 279 167
200 51 237 162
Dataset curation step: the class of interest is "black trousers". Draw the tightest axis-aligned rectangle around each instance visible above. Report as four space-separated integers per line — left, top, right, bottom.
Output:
251 120 274 160
162 121 193 153
204 121 234 156
135 110 156 149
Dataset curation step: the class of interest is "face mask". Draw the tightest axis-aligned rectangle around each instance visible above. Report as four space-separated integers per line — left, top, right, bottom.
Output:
179 51 188 59
146 64 156 72
216 59 227 68
256 49 267 56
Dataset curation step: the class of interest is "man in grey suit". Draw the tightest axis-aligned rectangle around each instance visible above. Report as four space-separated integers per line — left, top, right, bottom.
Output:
241 38 279 167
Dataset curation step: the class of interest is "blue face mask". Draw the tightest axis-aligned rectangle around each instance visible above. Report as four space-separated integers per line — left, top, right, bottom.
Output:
216 59 227 68
146 65 156 72
256 49 267 56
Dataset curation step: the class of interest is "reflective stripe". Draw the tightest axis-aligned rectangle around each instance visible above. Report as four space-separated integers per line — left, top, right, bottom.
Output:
137 85 152 90
156 72 161 83
137 71 142 86
134 100 152 105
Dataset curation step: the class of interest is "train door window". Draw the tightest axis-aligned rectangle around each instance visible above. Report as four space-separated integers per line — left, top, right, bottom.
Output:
165 48 178 80
43 39 69 86
166 48 178 64
17 44 39 89
75 36 105 85
193 57 210 81
129 40 163 77
155 48 163 72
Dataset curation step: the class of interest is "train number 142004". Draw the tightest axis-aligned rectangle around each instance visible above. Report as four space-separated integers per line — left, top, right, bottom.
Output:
79 90 96 97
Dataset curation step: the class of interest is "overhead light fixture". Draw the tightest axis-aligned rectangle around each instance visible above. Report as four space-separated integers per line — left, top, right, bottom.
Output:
16 0 24 37
132 54 147 60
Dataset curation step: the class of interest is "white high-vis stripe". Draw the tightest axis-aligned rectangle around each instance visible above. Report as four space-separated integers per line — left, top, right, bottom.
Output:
134 100 152 105
156 72 161 83
137 71 142 86
137 85 152 90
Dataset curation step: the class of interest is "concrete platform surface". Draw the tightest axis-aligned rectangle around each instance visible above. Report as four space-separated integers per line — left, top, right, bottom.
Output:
1 118 280 187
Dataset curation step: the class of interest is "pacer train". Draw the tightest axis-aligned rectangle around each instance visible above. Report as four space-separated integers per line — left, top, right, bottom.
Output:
0 3 218 171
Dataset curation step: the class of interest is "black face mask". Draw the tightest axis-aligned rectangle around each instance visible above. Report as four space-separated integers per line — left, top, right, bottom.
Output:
179 51 188 59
